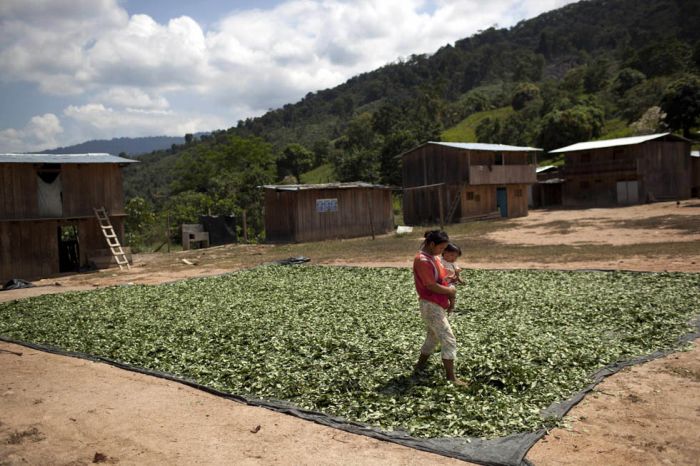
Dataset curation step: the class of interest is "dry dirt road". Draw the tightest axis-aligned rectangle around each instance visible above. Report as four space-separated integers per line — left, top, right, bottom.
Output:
1 201 699 465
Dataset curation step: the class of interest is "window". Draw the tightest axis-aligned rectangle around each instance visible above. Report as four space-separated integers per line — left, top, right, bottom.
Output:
515 189 523 198
494 152 503 165
466 191 475 200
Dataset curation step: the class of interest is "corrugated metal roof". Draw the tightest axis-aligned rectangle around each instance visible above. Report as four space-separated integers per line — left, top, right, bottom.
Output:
536 165 557 173
691 151 699 158
262 182 393 191
427 141 542 152
549 133 691 153
0 153 138 164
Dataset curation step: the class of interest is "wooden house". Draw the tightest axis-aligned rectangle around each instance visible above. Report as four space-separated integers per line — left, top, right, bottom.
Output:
528 165 564 208
692 151 700 198
262 182 394 242
0 153 137 282
401 142 539 225
550 133 692 206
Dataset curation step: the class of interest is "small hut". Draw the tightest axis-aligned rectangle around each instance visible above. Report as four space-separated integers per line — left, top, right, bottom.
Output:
550 133 693 206
401 142 539 225
262 182 394 242
0 153 137 282
528 165 564 208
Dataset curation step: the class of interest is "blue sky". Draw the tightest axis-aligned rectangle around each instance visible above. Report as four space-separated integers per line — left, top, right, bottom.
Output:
0 0 576 152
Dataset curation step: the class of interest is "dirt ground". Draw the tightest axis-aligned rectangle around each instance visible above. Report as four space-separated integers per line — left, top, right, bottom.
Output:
1 201 699 465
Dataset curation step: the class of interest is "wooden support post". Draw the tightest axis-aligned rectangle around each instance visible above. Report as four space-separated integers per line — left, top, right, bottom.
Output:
367 191 375 240
242 209 248 243
438 184 444 230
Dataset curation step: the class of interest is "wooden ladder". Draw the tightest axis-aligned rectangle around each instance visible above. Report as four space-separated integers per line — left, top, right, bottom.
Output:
93 207 130 271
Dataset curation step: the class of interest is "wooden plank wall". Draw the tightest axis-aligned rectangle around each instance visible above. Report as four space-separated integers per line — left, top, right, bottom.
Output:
402 145 470 188
0 165 39 219
563 173 631 206
692 157 700 196
637 141 691 200
265 188 393 242
63 165 126 216
460 185 496 217
0 163 126 220
264 190 296 242
293 188 393 242
562 141 691 206
0 216 125 282
0 221 59 282
506 184 529 217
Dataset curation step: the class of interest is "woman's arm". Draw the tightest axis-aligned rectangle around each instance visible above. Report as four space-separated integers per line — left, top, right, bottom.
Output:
425 282 456 297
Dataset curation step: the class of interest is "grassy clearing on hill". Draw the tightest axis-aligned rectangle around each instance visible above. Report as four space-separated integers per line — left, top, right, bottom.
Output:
441 107 515 142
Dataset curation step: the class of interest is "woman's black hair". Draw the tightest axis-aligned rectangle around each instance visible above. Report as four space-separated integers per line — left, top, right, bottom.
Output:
444 242 462 256
423 230 449 246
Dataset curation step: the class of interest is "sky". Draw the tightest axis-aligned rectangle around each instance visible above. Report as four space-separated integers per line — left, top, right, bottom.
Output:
0 0 577 153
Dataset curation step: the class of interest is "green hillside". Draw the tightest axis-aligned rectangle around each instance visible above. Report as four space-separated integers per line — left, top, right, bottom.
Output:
123 0 700 241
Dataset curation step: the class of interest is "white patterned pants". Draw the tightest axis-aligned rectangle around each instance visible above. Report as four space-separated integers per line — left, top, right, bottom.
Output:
419 299 457 360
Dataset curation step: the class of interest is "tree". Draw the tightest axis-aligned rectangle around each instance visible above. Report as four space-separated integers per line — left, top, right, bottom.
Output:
583 59 610 93
612 68 646 96
660 74 700 138
538 105 605 151
511 83 541 110
277 144 314 182
125 197 156 250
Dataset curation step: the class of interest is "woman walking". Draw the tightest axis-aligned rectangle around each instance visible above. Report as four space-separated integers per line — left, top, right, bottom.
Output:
412 230 467 386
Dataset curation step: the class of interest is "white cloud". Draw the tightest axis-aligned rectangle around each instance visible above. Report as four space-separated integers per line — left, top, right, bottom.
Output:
96 87 170 110
0 0 579 151
63 103 225 139
0 113 63 152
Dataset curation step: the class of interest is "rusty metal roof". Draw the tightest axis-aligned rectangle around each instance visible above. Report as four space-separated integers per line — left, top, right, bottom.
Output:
0 153 138 164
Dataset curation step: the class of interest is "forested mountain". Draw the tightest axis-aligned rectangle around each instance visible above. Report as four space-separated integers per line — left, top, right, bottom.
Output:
42 135 186 157
123 0 700 243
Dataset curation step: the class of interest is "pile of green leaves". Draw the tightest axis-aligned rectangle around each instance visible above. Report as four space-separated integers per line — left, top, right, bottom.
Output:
1 267 698 438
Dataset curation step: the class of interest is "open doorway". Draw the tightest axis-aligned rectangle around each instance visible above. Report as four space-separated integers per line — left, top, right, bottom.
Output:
58 224 80 273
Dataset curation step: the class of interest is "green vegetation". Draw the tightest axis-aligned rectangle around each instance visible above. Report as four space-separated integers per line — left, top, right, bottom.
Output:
300 163 335 184
122 0 700 242
442 107 515 142
1 266 698 439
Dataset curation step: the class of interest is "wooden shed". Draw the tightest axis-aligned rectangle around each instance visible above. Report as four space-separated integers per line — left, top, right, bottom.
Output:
692 151 700 198
401 142 539 225
528 165 564 208
550 133 693 206
262 182 394 242
0 153 137 282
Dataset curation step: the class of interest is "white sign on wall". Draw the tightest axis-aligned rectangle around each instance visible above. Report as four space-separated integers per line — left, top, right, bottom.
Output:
316 198 338 213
